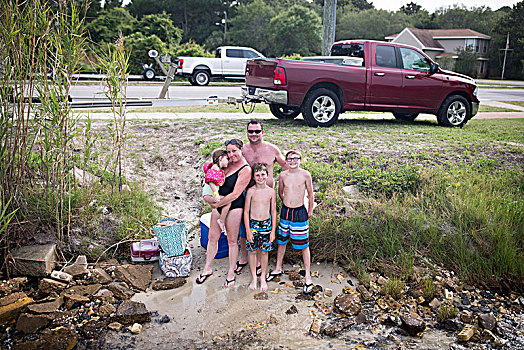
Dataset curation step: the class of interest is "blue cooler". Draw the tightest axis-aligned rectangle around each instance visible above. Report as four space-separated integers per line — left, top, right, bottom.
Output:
200 213 229 259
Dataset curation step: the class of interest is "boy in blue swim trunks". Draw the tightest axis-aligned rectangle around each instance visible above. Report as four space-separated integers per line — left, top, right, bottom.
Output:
243 163 277 291
267 150 315 294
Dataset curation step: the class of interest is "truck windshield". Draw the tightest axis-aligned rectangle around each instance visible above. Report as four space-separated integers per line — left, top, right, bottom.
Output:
330 43 364 59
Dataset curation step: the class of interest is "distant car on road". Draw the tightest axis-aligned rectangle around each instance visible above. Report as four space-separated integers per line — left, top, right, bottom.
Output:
175 46 264 86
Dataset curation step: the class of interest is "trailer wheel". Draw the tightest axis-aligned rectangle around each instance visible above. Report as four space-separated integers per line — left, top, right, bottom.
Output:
143 68 156 80
301 88 340 127
192 70 210 86
269 104 300 120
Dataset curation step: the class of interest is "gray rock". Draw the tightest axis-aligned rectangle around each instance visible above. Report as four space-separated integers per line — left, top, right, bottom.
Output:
478 313 496 331
0 292 34 325
10 244 56 277
63 255 88 276
0 277 28 297
357 284 372 301
16 313 50 333
93 289 115 303
322 318 355 337
27 297 63 314
355 312 368 324
113 264 153 291
38 278 67 294
334 293 361 316
155 315 171 324
151 277 186 290
401 312 426 335
50 271 73 283
107 282 135 300
90 268 112 284
98 303 116 317
285 305 298 315
115 300 150 324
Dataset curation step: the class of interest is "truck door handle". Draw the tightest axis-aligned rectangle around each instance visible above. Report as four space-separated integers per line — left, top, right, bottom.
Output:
374 72 385 76
406 75 415 79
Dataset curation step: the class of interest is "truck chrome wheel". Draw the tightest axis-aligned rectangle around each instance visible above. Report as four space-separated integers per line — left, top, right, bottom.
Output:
312 96 336 123
302 88 341 127
446 101 467 126
437 95 470 127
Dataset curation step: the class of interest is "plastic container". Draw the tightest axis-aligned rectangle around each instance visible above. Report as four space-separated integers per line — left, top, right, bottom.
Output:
200 213 229 259
130 239 160 262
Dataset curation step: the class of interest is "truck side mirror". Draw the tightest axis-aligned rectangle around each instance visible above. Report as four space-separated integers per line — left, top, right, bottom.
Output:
430 62 439 74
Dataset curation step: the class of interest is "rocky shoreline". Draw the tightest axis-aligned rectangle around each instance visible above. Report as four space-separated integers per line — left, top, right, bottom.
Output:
1 243 522 349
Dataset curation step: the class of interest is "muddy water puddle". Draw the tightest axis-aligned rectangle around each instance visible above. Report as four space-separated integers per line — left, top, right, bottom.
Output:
104 237 454 349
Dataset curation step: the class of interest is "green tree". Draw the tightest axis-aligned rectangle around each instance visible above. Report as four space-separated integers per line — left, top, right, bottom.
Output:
336 8 411 41
136 12 182 47
226 0 277 54
400 2 422 15
494 2 524 79
268 5 321 56
86 7 136 43
124 32 167 74
455 45 477 77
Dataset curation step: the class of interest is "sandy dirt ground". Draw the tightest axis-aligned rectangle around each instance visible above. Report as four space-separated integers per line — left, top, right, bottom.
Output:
96 118 459 349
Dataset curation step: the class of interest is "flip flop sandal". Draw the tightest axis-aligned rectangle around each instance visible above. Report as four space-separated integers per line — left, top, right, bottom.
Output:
256 265 262 277
224 277 236 288
234 261 248 274
303 283 314 294
196 272 213 284
265 271 282 282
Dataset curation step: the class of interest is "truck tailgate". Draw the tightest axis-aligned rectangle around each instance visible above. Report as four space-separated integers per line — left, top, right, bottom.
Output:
245 59 279 88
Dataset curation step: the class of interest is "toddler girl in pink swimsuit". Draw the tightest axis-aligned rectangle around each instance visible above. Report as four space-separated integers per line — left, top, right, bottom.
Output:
202 149 230 234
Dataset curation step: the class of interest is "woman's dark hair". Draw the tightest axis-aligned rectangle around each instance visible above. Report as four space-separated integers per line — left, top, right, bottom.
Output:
212 149 228 165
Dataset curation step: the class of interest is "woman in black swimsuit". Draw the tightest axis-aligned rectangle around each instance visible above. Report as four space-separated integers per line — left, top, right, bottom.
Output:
196 139 252 287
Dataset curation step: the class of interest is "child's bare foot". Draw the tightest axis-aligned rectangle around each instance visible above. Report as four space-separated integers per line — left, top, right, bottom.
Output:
248 280 257 290
217 219 226 234
260 280 268 291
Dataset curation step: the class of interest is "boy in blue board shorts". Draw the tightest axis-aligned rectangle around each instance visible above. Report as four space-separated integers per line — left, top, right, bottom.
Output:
267 150 315 294
243 163 277 291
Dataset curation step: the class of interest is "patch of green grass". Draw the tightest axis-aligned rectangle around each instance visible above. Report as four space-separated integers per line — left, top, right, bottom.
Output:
502 101 524 108
380 276 405 299
479 105 520 113
421 277 436 301
436 302 458 322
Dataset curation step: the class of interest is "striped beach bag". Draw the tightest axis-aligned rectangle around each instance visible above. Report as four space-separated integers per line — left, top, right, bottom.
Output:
152 218 188 257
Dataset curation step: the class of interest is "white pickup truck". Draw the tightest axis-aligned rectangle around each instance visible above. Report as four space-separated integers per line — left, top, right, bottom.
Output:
176 46 264 86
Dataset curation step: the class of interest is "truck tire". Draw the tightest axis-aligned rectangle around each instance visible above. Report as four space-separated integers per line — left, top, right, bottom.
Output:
192 70 210 86
188 76 198 85
392 112 419 122
269 104 300 120
301 88 341 127
143 68 156 80
437 95 470 127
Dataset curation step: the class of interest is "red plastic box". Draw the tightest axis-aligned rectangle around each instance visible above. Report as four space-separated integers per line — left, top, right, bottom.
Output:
130 239 160 262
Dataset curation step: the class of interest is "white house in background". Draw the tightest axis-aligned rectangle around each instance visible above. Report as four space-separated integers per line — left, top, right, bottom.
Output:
385 28 491 78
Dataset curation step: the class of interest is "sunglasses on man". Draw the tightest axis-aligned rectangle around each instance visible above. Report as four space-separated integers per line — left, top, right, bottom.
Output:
247 129 262 134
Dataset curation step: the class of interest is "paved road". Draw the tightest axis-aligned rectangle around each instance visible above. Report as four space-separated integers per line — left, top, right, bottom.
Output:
69 82 524 107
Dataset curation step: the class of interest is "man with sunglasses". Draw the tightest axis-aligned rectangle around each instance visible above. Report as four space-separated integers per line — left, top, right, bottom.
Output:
242 120 288 188
233 120 288 275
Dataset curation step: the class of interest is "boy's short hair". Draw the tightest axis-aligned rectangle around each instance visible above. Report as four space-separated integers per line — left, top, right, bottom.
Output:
212 149 228 165
252 162 268 174
247 120 263 131
285 150 302 159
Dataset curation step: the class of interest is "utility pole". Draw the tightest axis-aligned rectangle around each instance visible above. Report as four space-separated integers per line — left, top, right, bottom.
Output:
501 33 511 80
322 0 337 56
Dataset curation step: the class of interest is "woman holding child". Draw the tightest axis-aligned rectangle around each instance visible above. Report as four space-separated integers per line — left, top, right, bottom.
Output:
196 139 252 288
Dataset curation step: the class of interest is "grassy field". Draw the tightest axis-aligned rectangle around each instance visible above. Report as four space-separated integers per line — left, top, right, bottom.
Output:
198 117 524 291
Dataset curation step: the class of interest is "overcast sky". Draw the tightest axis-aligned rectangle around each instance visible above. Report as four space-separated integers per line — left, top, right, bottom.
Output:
371 0 519 12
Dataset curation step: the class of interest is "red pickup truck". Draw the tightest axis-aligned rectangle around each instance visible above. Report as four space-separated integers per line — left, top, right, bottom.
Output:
242 40 479 127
